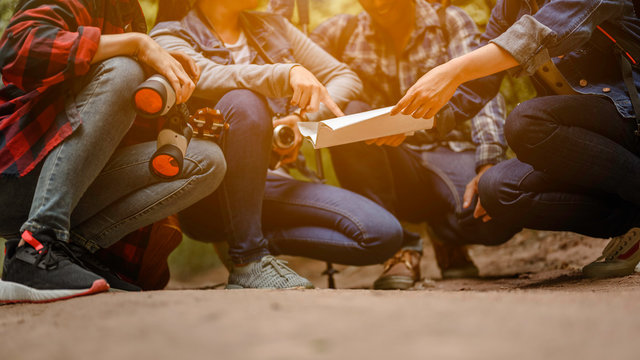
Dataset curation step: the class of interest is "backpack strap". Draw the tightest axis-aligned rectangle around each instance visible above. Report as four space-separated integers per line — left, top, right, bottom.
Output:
595 25 640 134
436 0 451 45
335 14 359 61
619 51 640 134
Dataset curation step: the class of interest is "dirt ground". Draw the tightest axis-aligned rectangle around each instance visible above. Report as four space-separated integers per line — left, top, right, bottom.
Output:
2 230 640 360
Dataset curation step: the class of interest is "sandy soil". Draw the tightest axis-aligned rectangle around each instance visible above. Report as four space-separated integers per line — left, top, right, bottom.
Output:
2 230 640 360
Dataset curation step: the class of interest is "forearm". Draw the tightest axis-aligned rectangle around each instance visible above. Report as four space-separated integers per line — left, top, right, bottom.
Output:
448 43 519 86
91 33 148 64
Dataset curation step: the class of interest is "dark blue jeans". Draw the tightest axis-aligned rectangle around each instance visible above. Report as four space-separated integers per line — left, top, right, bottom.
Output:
179 90 403 265
329 101 519 247
479 95 640 238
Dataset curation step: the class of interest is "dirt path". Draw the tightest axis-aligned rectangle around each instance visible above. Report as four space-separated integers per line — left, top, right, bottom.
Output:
2 230 639 359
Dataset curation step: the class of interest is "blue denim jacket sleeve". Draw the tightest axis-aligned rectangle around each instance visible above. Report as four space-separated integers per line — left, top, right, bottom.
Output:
490 0 627 76
446 0 631 124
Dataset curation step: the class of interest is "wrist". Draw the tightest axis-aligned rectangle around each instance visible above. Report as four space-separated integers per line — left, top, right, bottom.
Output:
446 57 469 86
131 33 151 58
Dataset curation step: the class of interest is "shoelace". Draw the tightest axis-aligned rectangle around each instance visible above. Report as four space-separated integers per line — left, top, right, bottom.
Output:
260 255 296 278
598 229 640 261
34 240 84 270
382 250 415 272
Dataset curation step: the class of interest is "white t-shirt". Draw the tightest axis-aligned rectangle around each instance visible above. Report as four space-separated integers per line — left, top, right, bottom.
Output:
224 31 252 65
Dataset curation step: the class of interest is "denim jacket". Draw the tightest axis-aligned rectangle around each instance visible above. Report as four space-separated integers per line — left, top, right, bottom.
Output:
449 0 640 122
150 9 361 121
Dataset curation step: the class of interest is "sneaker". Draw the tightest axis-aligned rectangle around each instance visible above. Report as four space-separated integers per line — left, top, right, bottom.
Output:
0 231 109 304
583 227 640 278
68 243 141 292
226 255 314 289
431 240 479 279
373 249 422 290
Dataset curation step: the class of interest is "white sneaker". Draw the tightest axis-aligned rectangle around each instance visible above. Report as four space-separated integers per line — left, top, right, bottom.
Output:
583 228 640 278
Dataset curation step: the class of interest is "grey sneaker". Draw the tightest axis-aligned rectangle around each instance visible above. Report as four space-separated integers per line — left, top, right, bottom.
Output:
226 255 314 289
583 227 640 278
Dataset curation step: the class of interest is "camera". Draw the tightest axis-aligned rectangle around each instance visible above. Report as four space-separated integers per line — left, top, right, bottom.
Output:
273 124 296 150
133 74 193 179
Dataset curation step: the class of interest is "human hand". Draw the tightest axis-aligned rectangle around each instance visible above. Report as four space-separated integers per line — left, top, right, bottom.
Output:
289 65 345 117
391 62 462 119
135 36 198 104
273 114 304 165
463 164 493 222
365 133 407 147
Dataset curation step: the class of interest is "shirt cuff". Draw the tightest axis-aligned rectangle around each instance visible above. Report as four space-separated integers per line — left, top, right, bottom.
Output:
475 144 506 172
489 15 553 77
73 26 102 77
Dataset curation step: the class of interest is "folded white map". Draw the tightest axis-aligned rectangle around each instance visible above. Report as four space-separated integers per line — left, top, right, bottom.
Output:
297 106 434 149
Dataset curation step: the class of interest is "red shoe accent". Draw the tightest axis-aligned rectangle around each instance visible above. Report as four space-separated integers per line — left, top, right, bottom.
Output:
618 241 640 260
0 279 110 305
21 231 44 252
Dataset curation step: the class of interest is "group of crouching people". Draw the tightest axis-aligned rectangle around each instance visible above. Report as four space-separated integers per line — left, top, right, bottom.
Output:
1 0 639 303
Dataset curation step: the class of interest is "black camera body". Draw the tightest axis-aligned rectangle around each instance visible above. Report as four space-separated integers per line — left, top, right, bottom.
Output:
133 74 193 179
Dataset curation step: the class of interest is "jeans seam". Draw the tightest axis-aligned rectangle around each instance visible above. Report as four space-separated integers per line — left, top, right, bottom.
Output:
75 62 108 116
79 165 207 246
262 195 370 241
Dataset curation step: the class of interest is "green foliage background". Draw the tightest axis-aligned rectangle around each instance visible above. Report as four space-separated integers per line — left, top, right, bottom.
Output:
0 0 535 278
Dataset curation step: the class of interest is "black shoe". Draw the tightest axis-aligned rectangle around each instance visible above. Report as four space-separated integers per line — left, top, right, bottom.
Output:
68 243 141 292
0 230 109 304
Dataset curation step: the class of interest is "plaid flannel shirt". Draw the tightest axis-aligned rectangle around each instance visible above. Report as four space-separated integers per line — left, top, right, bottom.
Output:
0 0 146 177
311 1 507 170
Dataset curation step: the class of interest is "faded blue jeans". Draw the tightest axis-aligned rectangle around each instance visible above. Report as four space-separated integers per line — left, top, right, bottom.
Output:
0 57 226 251
179 90 404 265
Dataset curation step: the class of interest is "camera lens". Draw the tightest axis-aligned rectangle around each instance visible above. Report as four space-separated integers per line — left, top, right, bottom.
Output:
273 124 296 149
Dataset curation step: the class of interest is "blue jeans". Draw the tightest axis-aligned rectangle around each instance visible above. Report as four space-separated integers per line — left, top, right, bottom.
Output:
179 90 403 265
329 101 520 247
478 95 640 238
0 57 226 251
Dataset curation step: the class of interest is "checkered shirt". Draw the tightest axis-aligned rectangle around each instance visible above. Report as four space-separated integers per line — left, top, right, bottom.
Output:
311 1 507 170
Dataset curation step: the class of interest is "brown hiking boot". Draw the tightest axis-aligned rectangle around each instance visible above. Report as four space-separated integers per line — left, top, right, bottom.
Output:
373 249 422 290
431 240 479 279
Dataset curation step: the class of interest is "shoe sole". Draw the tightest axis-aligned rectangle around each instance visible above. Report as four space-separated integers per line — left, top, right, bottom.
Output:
441 265 480 279
373 276 416 290
225 284 315 290
583 249 640 279
0 279 109 305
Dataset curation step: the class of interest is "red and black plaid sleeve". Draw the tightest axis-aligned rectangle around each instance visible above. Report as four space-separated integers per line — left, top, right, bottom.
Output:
0 0 144 177
0 0 102 92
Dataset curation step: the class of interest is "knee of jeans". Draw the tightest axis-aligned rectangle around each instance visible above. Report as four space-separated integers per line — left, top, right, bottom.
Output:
358 217 404 264
505 100 557 155
94 56 145 95
183 139 227 190
477 165 511 216
217 89 272 135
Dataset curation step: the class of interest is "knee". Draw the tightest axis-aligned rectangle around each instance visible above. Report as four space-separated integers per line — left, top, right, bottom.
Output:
183 139 227 191
358 215 404 264
504 99 557 155
94 56 145 95
216 89 272 131
477 164 514 217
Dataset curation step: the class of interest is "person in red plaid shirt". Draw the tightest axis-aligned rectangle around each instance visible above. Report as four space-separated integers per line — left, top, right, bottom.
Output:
0 0 226 304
